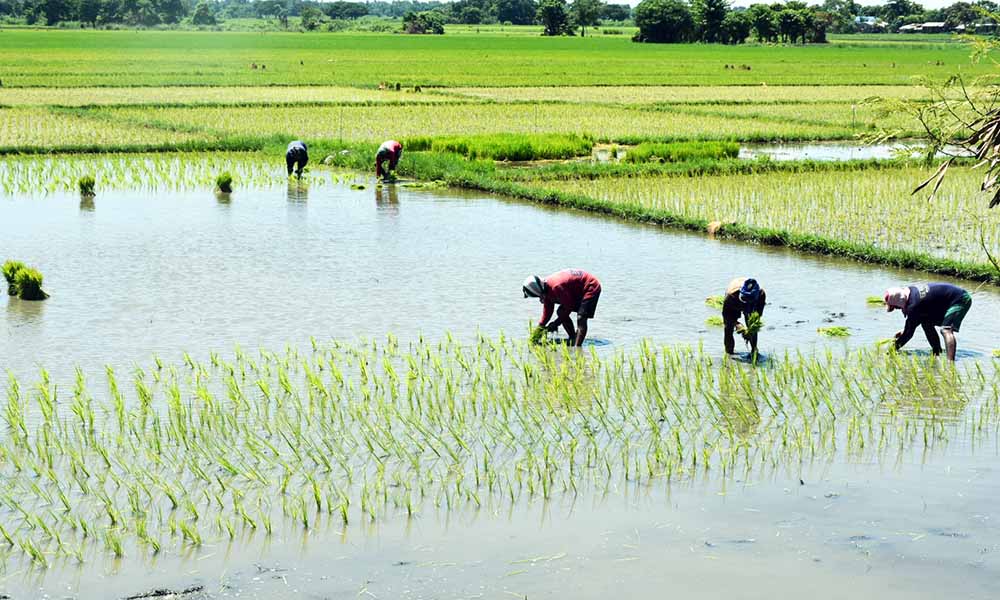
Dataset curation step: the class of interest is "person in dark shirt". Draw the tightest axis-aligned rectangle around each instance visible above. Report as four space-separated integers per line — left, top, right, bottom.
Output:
286 141 308 178
884 283 972 361
723 277 766 355
523 269 602 347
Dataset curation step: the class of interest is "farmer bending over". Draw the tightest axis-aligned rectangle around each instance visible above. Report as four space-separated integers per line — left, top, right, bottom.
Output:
286 140 308 178
723 277 766 355
523 269 602 347
376 140 403 179
885 283 972 361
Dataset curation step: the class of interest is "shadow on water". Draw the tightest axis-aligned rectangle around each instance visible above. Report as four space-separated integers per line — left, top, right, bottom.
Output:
729 351 769 365
899 348 984 360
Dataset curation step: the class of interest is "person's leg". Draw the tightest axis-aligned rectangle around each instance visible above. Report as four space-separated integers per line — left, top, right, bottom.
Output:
286 153 294 176
941 327 957 361
940 293 971 361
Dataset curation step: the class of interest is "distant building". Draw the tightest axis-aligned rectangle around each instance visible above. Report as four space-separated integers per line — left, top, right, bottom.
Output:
854 15 887 32
898 22 949 33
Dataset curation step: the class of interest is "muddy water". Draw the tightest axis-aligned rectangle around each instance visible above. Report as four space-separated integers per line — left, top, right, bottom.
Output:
3 179 1000 599
2 181 999 383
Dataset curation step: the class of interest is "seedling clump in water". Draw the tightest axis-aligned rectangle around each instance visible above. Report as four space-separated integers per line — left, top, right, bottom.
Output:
818 326 850 337
2 259 25 296
216 172 234 193
705 315 724 327
705 295 724 309
78 175 95 196
12 265 48 300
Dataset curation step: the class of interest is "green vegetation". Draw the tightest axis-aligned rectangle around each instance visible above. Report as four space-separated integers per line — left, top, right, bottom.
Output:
743 311 764 337
406 133 594 161
0 31 990 88
0 338 994 567
867 295 886 306
542 167 999 265
77 175 95 196
7 265 49 301
818 326 851 337
215 171 233 193
3 260 26 296
705 315 725 327
624 141 739 163
705 295 724 309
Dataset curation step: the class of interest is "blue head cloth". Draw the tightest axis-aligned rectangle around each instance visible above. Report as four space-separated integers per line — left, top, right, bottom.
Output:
738 278 761 306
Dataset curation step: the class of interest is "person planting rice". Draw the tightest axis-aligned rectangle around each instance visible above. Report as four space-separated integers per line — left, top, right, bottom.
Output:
723 277 766 355
376 140 403 179
286 140 308 178
884 283 972 361
523 269 602 347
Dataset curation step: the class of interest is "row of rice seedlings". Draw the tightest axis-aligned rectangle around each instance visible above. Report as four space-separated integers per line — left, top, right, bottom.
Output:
88 103 853 147
438 86 938 105
0 337 996 570
0 86 457 108
0 108 201 149
0 154 351 196
542 165 1000 264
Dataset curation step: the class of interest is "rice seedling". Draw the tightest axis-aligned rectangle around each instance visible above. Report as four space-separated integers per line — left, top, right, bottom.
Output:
88 103 853 149
2 259 25 296
993 350 1000 358
441 86 936 105
705 296 724 309
623 141 739 164
818 326 851 337
743 312 764 338
0 336 994 572
705 316 725 327
77 175 95 196
541 166 1000 265
866 295 885 306
404 134 594 161
215 172 233 194
4 263 48 300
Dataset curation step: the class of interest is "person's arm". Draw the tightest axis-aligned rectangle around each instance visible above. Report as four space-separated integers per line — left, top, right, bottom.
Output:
574 316 588 347
893 316 919 350
921 321 942 355
539 300 554 328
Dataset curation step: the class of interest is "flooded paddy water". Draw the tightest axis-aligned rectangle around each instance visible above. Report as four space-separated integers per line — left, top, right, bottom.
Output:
2 175 1000 599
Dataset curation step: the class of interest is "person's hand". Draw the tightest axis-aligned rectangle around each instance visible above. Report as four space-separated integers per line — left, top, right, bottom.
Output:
735 323 746 334
893 331 902 340
546 321 560 333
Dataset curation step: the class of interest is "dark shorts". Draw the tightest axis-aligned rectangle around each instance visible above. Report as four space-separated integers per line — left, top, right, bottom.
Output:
286 149 308 173
941 292 972 332
578 290 601 319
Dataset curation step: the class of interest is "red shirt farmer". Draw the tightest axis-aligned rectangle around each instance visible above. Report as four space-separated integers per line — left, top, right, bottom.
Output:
376 140 403 178
523 269 602 347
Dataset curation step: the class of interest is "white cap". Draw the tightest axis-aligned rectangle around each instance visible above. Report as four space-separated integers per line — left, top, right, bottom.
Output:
522 275 545 298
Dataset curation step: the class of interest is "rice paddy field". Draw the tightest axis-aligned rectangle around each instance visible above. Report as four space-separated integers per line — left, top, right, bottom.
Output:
3 28 1000 599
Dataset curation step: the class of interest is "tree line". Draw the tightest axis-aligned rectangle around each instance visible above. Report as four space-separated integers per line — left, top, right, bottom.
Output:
0 0 994 37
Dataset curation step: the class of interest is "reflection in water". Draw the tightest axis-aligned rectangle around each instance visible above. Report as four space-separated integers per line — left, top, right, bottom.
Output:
375 183 399 213
215 190 232 205
287 181 309 203
79 195 95 212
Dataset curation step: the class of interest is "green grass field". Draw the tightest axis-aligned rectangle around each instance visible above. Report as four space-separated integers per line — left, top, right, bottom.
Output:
0 29 988 87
